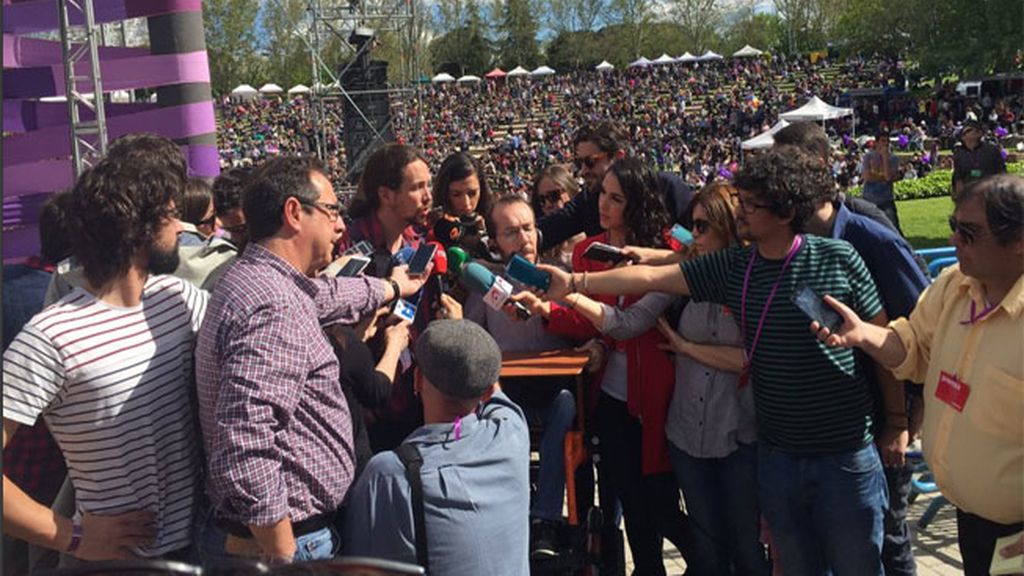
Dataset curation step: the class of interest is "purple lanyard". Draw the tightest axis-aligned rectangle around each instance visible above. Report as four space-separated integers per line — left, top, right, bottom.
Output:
740 235 803 366
960 299 998 325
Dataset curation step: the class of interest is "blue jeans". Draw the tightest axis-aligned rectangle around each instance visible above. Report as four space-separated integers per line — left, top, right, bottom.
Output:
195 506 338 564
758 443 887 576
669 442 769 576
532 389 576 521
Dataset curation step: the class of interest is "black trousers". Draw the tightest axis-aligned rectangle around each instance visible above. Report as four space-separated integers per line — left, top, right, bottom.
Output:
595 393 682 576
957 508 1023 576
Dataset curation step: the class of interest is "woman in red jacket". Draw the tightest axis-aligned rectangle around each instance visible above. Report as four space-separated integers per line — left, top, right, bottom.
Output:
516 157 683 575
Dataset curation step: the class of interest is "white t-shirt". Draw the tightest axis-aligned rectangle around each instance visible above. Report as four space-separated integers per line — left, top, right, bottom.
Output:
3 275 208 556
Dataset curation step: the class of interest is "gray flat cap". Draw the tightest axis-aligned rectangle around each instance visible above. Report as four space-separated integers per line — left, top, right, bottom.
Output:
415 319 502 399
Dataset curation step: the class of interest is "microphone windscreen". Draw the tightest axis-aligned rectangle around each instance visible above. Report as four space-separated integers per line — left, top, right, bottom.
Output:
429 242 448 275
446 246 469 275
432 215 463 246
461 261 495 295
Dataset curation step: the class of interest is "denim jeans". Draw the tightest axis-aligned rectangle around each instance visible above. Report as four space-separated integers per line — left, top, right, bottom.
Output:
195 506 338 564
532 389 576 521
758 443 887 576
669 442 769 576
882 463 917 576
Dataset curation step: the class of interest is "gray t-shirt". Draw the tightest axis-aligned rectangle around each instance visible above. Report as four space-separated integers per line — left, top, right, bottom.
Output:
860 150 900 204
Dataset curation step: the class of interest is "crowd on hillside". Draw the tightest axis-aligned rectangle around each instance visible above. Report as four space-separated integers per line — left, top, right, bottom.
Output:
215 54 1022 194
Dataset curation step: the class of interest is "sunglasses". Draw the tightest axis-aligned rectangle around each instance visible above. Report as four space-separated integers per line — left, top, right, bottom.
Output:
692 219 711 234
573 152 608 171
536 189 565 205
948 216 987 245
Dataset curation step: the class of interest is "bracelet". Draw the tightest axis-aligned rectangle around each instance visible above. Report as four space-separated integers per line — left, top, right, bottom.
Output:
66 516 83 553
582 271 589 294
387 279 401 303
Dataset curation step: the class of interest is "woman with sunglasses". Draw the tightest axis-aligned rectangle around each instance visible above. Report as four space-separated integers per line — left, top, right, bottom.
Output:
531 164 585 271
431 152 493 258
516 157 683 575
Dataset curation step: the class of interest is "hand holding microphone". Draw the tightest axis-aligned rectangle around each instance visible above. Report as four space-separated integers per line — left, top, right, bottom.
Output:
460 261 532 320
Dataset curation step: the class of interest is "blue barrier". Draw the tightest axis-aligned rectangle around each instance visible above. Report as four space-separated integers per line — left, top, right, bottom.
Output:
915 246 955 261
927 256 959 278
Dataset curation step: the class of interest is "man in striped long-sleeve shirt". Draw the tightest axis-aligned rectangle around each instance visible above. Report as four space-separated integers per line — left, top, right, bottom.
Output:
194 156 428 565
3 139 205 562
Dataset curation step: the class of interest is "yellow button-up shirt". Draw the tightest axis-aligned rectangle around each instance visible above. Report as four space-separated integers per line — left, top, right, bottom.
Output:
891 265 1023 524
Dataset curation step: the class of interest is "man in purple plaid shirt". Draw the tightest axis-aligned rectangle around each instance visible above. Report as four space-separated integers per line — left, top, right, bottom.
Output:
195 156 428 564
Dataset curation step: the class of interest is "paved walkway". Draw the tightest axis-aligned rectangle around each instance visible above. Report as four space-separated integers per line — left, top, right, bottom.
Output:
626 492 963 575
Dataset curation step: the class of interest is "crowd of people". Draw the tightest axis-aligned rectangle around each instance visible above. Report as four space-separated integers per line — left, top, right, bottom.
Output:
3 108 1021 576
216 55 1022 198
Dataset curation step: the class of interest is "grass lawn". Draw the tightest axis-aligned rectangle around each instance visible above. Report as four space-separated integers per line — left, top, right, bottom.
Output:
897 196 955 250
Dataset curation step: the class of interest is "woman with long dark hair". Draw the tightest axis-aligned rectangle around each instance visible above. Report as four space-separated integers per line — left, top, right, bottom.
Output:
531 164 585 271
431 152 493 258
515 157 684 575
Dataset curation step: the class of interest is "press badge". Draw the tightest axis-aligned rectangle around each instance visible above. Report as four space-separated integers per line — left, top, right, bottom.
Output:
935 371 970 412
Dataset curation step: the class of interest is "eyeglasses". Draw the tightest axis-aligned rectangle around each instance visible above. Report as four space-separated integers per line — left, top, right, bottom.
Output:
536 189 565 206
197 214 217 228
692 218 711 235
573 152 608 172
948 215 987 245
731 193 770 214
299 199 344 222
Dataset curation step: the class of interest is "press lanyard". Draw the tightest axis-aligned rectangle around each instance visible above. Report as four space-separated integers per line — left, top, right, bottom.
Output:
739 235 803 387
960 299 998 325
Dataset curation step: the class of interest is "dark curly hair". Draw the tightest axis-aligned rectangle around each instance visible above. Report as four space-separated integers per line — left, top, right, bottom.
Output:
69 155 184 288
733 146 832 233
38 190 74 265
605 157 670 248
433 152 492 218
213 166 252 216
574 120 632 155
244 156 328 243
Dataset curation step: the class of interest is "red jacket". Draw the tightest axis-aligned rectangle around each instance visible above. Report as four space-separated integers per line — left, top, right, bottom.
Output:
544 233 674 475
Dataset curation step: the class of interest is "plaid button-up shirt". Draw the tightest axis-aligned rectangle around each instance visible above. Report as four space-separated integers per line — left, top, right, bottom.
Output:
196 244 386 526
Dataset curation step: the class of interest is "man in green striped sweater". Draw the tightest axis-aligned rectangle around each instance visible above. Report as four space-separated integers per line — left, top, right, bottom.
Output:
533 148 892 576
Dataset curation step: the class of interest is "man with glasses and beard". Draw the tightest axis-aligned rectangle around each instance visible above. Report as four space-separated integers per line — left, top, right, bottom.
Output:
536 121 693 252
3 148 208 562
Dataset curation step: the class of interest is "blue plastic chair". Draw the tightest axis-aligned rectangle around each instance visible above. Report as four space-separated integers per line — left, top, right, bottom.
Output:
906 450 950 529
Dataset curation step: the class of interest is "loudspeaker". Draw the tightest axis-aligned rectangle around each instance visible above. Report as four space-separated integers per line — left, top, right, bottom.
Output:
341 59 393 182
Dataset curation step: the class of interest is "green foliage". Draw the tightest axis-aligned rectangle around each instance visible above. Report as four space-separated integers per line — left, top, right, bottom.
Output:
721 10 787 55
849 162 1024 201
496 0 541 69
262 0 310 90
203 0 264 96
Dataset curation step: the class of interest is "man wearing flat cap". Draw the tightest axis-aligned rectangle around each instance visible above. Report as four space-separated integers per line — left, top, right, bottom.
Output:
343 320 530 575
952 119 1006 199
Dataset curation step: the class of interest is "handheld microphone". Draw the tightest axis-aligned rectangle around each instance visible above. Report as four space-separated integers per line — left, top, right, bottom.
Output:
461 262 531 320
431 214 465 246
428 241 448 275
446 246 470 276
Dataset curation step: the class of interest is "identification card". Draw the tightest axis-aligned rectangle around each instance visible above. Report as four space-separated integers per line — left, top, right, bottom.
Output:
935 370 970 412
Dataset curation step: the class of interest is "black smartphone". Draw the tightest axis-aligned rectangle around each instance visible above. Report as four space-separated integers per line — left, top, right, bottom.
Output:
791 284 843 332
336 255 371 277
406 243 438 276
582 242 629 264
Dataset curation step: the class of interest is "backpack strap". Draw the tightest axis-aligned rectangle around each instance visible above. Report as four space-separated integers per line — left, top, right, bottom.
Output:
394 443 429 571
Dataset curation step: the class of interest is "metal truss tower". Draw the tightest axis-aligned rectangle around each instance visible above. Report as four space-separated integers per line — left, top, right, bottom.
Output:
58 0 109 178
303 0 423 176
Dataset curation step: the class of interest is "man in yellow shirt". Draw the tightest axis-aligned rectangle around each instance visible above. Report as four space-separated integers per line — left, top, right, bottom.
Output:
816 174 1023 576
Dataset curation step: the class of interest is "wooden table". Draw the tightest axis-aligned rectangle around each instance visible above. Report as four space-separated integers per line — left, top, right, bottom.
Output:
501 349 591 525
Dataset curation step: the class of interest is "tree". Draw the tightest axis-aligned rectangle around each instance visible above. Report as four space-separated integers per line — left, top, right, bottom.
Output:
262 0 310 89
429 0 492 75
203 0 264 95
546 0 608 34
670 0 721 53
722 7 786 54
608 0 656 58
496 0 541 69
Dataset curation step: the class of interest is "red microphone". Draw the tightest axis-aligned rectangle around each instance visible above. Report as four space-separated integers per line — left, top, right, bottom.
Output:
428 241 448 275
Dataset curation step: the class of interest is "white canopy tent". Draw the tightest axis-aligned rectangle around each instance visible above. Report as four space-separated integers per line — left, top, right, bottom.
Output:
652 53 676 65
698 50 723 61
456 74 482 83
230 84 259 98
628 56 651 68
779 96 853 121
741 119 790 150
506 66 530 77
595 60 615 72
287 84 311 95
530 65 556 77
732 45 764 58
431 72 456 83
258 83 284 94
676 52 697 63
